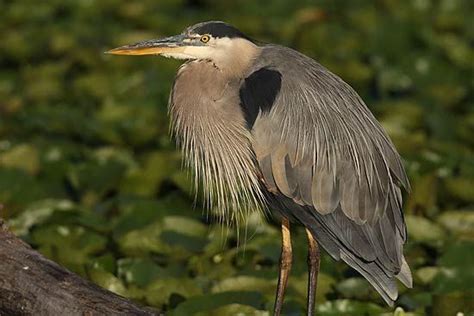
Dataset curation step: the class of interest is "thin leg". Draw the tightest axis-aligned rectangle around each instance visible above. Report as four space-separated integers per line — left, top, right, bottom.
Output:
306 228 320 316
274 217 292 316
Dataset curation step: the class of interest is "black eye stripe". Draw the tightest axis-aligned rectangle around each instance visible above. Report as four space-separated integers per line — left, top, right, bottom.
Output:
191 21 251 40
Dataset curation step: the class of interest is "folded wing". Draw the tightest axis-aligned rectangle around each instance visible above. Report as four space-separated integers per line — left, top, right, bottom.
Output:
240 45 412 305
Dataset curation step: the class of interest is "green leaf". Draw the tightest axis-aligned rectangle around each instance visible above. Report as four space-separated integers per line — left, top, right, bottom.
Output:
211 276 276 296
0 143 40 175
316 299 385 315
393 307 405 316
433 241 474 294
171 291 265 316
336 278 372 300
196 304 268 316
292 273 335 303
90 253 117 274
163 216 207 237
116 221 167 256
88 267 128 296
120 151 180 196
405 215 445 247
112 199 166 239
117 257 186 287
0 169 46 213
67 159 126 205
145 278 203 308
31 224 107 274
437 210 474 239
415 267 439 285
8 199 75 235
160 230 208 253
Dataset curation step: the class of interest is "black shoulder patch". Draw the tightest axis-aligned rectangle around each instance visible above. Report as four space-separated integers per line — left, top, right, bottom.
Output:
239 68 282 129
191 21 250 40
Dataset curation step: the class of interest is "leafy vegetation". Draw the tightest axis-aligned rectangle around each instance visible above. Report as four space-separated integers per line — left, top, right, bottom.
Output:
1 0 473 315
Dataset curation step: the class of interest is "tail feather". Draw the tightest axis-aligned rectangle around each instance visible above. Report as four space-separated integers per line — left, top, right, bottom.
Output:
269 193 411 306
340 251 397 306
396 256 413 288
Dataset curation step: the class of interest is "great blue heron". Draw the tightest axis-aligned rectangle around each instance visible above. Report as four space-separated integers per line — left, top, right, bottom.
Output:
108 21 412 315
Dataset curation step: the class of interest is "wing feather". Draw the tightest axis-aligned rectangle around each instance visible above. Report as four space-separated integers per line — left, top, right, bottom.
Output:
270 145 297 196
312 164 340 214
241 45 411 305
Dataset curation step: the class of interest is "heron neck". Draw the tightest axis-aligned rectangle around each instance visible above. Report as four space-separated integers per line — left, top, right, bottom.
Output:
213 39 261 79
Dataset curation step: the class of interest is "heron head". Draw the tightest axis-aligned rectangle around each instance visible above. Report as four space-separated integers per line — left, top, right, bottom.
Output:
107 21 257 63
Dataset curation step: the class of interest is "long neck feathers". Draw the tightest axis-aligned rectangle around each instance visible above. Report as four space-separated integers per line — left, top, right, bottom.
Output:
169 61 266 227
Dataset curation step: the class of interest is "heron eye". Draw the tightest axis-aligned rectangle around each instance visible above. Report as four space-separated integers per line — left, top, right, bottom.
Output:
200 35 210 43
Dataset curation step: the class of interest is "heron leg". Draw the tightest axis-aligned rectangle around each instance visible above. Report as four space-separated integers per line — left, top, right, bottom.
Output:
306 228 320 316
274 217 292 316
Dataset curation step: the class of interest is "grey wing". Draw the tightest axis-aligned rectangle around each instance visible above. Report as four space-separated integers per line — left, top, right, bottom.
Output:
241 46 412 305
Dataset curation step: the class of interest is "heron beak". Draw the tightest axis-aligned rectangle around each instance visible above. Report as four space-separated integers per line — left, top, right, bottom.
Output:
106 34 187 56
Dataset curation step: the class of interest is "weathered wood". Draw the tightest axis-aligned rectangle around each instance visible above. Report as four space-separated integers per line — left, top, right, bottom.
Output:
0 219 159 316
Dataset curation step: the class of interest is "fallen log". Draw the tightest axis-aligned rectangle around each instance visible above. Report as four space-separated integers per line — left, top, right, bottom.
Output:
0 219 159 316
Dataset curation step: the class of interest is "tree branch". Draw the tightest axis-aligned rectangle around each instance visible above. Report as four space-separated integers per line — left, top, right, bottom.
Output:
0 219 159 316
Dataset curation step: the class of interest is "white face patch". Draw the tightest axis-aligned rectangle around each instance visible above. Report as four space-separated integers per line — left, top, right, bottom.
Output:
182 46 217 59
181 37 240 61
161 52 198 60
163 36 259 77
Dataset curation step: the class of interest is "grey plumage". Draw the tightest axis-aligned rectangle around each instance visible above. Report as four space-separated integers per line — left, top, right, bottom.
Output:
108 21 412 309
169 60 266 227
249 45 412 305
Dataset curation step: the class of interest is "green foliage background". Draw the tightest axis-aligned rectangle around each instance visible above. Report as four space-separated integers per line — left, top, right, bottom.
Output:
1 0 473 315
